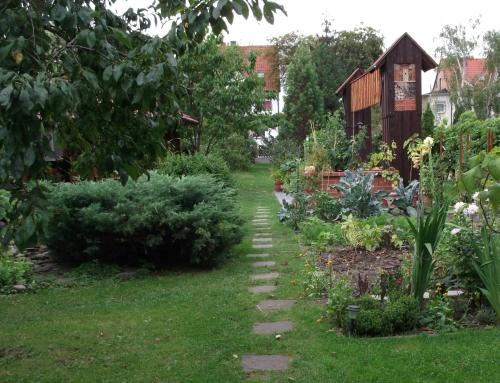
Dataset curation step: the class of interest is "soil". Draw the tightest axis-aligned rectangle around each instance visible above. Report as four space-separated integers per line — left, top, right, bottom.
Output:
317 246 410 293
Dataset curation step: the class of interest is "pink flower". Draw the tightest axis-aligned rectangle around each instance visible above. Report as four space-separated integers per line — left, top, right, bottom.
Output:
463 203 479 217
451 228 461 236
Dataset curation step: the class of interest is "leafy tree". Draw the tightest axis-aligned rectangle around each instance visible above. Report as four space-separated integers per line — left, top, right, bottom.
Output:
422 103 435 137
435 20 499 119
177 36 267 154
0 0 284 247
283 44 323 143
270 23 384 113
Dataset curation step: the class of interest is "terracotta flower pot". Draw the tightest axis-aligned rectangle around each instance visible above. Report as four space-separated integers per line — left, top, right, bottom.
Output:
274 181 283 192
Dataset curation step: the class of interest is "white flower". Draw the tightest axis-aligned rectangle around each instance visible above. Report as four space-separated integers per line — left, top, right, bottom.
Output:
472 192 480 201
451 228 461 236
423 136 434 147
453 202 466 213
463 203 479 217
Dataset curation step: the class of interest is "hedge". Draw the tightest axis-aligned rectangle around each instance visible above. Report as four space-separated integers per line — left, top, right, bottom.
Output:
45 173 243 266
157 153 233 186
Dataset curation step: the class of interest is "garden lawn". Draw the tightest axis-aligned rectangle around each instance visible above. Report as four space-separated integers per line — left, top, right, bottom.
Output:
0 164 499 382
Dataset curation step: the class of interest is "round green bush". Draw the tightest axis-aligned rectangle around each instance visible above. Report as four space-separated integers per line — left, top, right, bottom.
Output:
45 173 243 267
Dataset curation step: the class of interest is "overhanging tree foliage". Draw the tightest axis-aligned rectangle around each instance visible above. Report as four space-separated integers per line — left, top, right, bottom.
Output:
0 0 284 246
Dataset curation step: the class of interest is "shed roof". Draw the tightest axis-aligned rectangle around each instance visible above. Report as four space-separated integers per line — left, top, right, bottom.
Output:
335 68 365 96
369 32 438 72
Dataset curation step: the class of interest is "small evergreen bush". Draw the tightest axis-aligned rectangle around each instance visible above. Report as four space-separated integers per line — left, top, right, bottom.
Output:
45 173 243 267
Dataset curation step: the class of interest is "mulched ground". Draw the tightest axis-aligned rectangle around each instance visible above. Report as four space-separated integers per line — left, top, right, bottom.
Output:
317 246 410 292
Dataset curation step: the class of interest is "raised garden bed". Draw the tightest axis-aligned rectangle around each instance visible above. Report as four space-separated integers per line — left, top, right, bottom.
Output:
319 170 396 198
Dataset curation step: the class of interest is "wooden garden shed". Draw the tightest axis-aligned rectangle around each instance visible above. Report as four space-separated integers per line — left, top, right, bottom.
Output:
336 33 438 181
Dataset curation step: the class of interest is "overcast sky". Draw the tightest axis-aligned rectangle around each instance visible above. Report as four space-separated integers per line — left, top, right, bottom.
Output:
114 0 499 92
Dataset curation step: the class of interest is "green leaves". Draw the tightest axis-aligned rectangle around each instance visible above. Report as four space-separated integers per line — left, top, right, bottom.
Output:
82 69 100 90
110 27 132 49
0 84 13 108
19 88 34 113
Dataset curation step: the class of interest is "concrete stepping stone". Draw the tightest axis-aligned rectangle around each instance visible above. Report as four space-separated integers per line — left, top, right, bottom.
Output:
246 253 270 258
241 355 289 372
252 237 272 243
253 232 272 237
248 285 276 294
253 244 272 249
250 272 279 281
252 321 293 335
257 300 296 311
252 220 269 224
252 261 276 267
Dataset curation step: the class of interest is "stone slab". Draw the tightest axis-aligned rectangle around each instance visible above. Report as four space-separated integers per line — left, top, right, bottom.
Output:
252 244 272 249
250 272 280 281
241 355 289 372
252 321 294 335
257 300 296 311
252 238 272 243
252 261 276 267
246 253 270 258
248 285 276 294
253 233 272 238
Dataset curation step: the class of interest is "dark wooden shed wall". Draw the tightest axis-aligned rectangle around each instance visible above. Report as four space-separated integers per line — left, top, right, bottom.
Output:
381 36 422 182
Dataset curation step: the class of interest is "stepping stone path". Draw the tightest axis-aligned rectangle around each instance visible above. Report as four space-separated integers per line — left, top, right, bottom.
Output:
252 261 276 268
257 300 296 312
252 237 272 243
253 243 272 249
241 207 294 376
246 253 270 258
241 355 289 373
250 272 279 281
252 321 293 335
248 285 276 294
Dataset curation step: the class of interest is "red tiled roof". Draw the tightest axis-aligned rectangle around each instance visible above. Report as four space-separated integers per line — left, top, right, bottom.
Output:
433 58 490 91
463 58 488 82
223 44 280 92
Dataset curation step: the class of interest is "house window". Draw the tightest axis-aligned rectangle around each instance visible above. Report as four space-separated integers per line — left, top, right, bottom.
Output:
435 102 445 114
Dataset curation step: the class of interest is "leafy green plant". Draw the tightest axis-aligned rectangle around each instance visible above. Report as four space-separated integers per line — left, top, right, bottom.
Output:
408 203 449 304
0 255 32 291
334 168 387 218
278 192 311 230
303 267 330 298
392 179 419 217
45 173 243 267
313 191 342 222
473 228 500 324
327 275 353 326
341 215 384 251
299 217 333 245
419 295 458 332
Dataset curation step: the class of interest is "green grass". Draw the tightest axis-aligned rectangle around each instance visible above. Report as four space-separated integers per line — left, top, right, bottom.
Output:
1 164 499 382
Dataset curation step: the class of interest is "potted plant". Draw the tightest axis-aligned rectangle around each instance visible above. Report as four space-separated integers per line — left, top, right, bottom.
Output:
271 169 285 192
